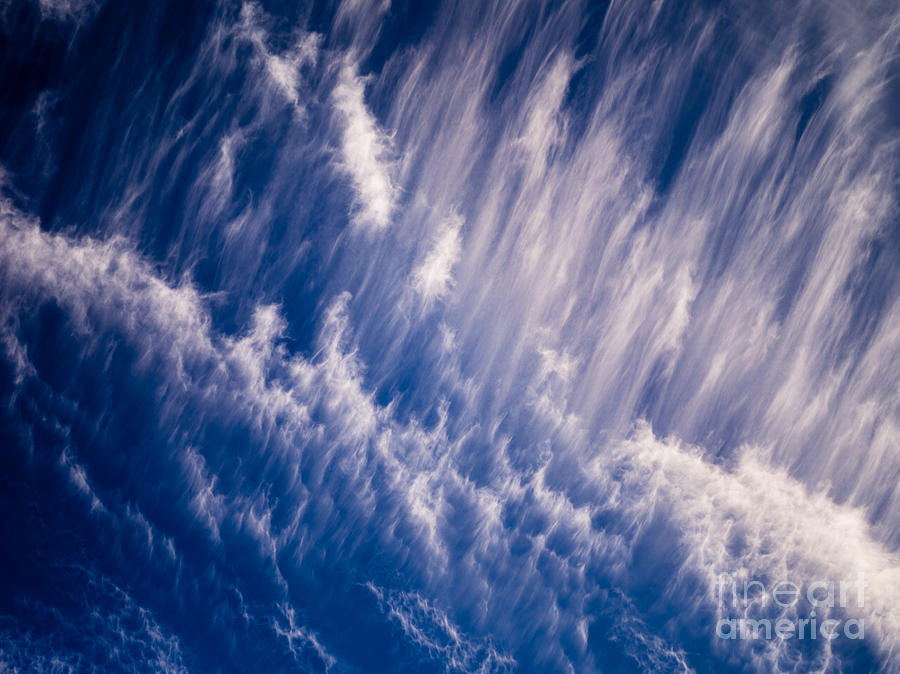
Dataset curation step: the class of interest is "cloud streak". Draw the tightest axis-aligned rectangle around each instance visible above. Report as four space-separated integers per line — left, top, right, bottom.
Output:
1 0 899 671
332 60 398 231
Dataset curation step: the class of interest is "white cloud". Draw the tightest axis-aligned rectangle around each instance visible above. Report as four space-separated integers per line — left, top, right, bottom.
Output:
412 215 463 305
35 0 97 23
332 61 397 231
2 0 900 667
0 571 187 673
4 197 900 670
516 51 575 178
273 603 337 670
239 3 320 113
367 583 516 673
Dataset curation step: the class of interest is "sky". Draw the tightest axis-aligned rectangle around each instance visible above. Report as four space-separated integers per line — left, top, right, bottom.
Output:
0 0 899 671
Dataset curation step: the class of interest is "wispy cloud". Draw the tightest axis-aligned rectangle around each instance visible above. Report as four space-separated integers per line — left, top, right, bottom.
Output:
35 0 98 23
332 60 397 231
4 195 900 671
411 214 462 305
367 583 515 673
239 2 320 114
2 0 900 670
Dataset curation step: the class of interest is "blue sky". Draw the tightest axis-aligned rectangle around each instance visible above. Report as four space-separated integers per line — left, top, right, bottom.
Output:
0 0 899 671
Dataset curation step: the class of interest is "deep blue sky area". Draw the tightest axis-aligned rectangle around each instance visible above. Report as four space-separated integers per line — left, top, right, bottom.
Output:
1 0 899 672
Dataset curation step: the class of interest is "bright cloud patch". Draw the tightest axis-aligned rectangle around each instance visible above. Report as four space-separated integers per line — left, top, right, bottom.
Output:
332 61 397 231
412 215 462 304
